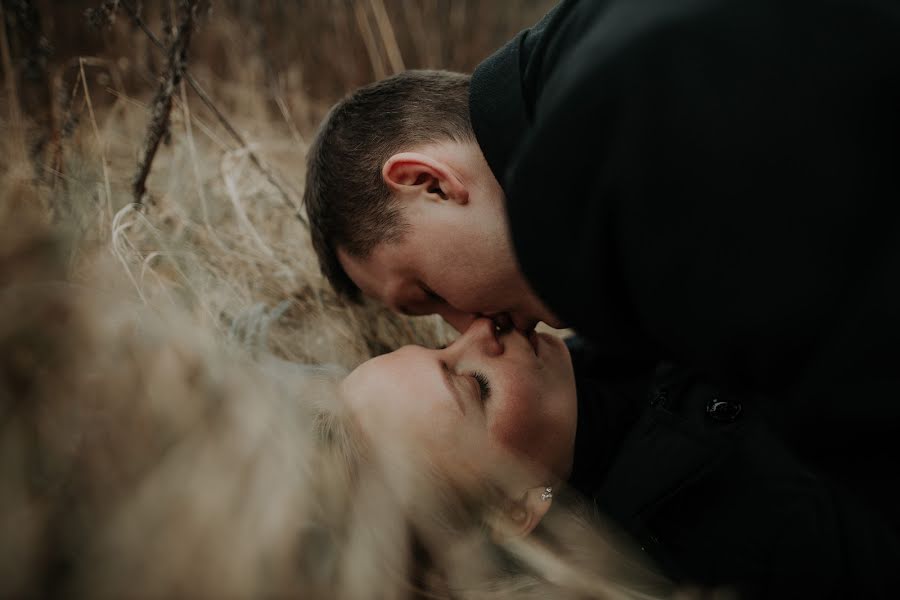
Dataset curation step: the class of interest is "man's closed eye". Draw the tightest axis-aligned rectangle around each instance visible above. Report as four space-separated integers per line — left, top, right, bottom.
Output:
422 286 446 306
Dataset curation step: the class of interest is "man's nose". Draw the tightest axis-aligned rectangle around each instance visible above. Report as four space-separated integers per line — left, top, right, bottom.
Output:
438 306 479 334
508 313 538 333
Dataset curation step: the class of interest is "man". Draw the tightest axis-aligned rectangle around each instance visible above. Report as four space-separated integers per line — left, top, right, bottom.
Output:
305 70 556 334
305 0 900 595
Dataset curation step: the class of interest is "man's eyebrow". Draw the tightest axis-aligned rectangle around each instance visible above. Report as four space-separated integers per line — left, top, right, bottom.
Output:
439 360 466 415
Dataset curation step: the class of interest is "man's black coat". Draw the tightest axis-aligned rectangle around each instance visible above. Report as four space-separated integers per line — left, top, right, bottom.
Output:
566 339 900 598
470 0 900 588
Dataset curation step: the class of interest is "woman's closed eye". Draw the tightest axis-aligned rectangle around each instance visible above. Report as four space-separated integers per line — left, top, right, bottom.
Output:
470 371 491 401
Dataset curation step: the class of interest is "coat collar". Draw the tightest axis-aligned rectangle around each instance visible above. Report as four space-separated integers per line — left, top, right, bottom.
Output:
469 0 574 192
469 31 530 195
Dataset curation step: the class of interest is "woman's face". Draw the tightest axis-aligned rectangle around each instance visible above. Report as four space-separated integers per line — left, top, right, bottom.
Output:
340 318 578 491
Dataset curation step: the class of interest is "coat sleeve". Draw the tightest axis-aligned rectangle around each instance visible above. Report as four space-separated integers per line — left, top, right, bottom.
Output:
505 0 900 398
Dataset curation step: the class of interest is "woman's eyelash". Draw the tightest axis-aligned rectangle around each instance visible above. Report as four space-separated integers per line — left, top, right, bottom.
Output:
471 371 491 400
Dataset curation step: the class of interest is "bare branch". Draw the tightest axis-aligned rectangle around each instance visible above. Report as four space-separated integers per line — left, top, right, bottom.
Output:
85 0 121 30
119 0 307 227
132 0 199 205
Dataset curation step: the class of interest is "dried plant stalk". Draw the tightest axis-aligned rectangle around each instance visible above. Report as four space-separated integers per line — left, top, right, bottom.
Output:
355 1 387 81
132 0 199 204
119 0 307 226
369 0 405 74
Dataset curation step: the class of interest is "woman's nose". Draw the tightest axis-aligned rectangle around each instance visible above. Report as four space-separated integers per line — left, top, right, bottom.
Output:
453 317 504 357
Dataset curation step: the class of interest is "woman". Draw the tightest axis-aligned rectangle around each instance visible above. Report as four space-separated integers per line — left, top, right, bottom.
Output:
339 317 578 537
314 315 679 599
335 317 889 599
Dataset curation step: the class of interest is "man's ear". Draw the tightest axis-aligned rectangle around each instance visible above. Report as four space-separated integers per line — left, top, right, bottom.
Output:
492 486 554 540
382 152 468 205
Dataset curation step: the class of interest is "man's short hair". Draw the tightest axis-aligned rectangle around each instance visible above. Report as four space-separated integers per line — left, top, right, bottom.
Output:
304 70 474 302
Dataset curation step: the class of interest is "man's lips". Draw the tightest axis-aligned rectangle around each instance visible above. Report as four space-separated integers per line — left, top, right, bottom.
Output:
510 314 539 333
527 330 540 356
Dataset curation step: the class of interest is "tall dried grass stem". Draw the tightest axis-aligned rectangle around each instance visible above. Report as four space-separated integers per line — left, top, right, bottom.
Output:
368 0 405 74
354 1 387 80
48 66 80 191
139 249 192 300
220 147 277 259
132 213 217 320
48 57 125 201
140 250 180 306
172 92 229 150
108 85 230 152
67 57 126 94
79 58 114 221
274 94 306 150
180 79 228 253
111 201 218 325
111 204 149 303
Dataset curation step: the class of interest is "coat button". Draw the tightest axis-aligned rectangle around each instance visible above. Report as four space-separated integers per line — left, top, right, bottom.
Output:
706 397 742 422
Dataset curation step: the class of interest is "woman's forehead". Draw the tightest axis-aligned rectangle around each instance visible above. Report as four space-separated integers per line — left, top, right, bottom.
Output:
342 347 461 428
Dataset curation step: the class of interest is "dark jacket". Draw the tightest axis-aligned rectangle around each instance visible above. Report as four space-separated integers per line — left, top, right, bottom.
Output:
470 0 900 578
566 338 900 598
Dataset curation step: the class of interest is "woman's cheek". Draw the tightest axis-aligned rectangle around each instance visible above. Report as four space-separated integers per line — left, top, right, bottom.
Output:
488 379 542 459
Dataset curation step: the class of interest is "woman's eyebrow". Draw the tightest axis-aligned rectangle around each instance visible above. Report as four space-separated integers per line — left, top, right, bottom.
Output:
439 361 466 415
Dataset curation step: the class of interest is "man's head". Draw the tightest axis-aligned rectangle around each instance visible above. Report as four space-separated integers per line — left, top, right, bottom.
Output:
305 70 562 332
